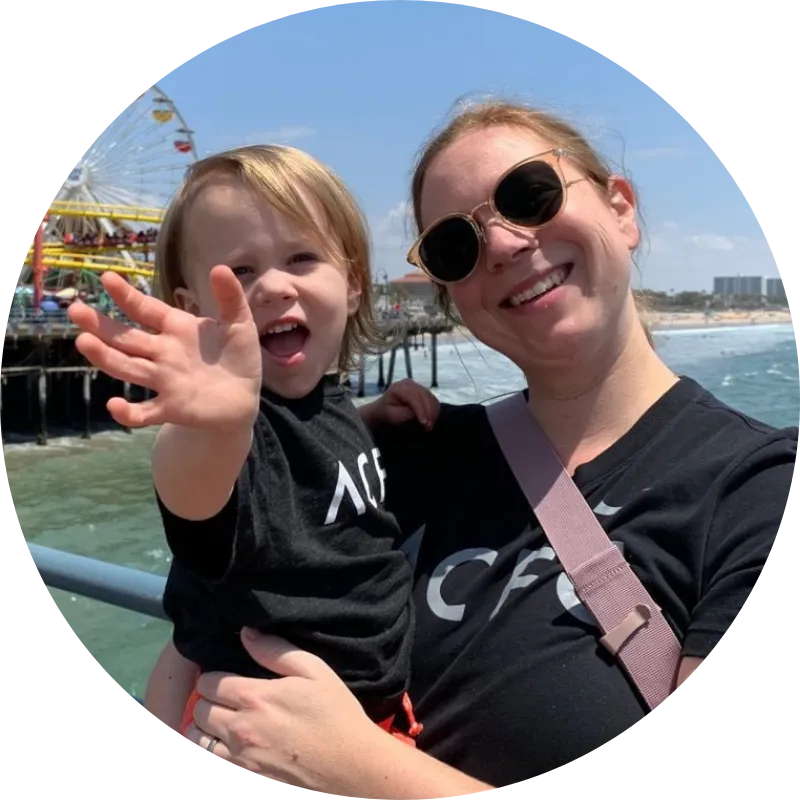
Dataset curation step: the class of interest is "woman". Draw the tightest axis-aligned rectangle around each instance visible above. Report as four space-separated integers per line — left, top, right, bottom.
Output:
183 101 795 793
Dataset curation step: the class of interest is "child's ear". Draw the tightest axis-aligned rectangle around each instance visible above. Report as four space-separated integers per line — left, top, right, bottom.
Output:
173 286 200 316
346 278 362 317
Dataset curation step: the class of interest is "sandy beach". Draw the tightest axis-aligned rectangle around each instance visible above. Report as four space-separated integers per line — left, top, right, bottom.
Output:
647 309 792 332
444 310 792 344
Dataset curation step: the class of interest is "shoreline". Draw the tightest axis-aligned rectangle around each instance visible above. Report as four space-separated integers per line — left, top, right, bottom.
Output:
444 311 793 341
648 310 792 333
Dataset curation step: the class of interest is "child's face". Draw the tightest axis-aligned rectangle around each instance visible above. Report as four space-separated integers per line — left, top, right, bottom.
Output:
176 178 361 399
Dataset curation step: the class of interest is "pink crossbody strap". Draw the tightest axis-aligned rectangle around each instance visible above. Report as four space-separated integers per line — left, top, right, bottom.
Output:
485 393 682 710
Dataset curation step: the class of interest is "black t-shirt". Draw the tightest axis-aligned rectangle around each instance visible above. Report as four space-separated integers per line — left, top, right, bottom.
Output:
374 377 795 785
160 375 414 722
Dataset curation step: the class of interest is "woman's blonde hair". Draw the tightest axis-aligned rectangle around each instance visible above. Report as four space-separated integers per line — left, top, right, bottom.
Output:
410 100 653 345
155 144 381 371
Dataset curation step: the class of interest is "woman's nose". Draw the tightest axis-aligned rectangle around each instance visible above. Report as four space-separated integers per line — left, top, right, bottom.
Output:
480 216 537 275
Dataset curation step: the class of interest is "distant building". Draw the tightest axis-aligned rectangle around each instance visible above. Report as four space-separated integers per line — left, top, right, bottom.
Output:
766 278 787 302
388 272 438 305
713 275 764 297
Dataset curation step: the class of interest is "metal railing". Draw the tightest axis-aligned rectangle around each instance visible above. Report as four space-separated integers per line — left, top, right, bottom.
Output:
28 542 167 620
5 307 139 334
28 543 166 704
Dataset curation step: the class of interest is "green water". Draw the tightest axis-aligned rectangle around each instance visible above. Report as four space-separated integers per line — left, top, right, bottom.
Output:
6 429 170 698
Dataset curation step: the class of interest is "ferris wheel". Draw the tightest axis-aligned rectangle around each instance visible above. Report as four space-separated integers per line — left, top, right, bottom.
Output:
20 84 198 302
47 83 197 240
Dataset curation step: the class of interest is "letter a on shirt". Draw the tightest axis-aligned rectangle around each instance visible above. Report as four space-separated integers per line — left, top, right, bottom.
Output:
325 460 367 525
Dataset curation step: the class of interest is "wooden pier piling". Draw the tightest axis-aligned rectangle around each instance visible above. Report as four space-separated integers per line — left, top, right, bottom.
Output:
3 310 456 440
377 353 385 390
37 369 48 446
122 381 132 433
82 370 92 439
430 332 438 388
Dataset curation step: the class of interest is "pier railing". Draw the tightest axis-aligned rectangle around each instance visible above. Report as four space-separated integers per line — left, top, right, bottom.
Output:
6 306 139 333
27 543 166 705
28 542 167 620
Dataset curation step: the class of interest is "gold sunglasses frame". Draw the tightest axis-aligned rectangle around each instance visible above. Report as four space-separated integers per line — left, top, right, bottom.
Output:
407 147 580 285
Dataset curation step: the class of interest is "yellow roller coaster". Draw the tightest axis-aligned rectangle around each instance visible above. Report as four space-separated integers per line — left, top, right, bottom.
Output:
23 201 164 296
48 201 165 226
23 252 154 279
40 199 162 276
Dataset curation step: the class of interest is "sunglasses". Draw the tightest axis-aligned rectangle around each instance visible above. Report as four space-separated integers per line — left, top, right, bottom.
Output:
408 148 582 284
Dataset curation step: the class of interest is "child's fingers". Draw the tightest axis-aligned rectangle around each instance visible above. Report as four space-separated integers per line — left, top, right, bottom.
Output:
423 391 440 424
100 272 172 332
69 301 157 360
209 266 253 327
75 333 157 389
393 384 434 427
107 397 165 428
408 384 439 422
396 384 440 428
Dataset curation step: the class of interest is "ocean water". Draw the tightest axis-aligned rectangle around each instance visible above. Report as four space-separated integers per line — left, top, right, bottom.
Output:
4 323 798 697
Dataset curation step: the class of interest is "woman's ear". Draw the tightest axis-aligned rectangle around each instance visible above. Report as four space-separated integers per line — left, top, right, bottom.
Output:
607 175 640 251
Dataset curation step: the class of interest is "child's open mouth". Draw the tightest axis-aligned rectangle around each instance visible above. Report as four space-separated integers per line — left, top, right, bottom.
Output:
260 322 310 361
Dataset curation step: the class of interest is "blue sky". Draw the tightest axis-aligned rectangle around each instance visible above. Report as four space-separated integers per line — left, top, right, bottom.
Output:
153 1 777 291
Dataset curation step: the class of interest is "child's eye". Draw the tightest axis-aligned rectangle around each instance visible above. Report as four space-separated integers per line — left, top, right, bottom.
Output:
230 265 254 278
288 252 319 266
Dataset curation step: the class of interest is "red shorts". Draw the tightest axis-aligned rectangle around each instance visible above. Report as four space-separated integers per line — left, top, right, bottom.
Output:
181 684 422 747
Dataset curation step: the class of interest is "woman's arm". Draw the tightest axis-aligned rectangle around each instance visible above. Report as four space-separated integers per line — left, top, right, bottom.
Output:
144 640 199 732
293 725 493 799
185 630 491 798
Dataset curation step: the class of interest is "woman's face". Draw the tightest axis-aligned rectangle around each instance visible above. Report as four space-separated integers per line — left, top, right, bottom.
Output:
419 126 640 373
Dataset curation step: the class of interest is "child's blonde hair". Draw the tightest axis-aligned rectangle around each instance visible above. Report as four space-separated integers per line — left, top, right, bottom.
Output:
155 144 381 371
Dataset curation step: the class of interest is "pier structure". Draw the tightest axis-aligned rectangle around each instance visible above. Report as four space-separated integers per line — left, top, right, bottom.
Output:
2 310 453 444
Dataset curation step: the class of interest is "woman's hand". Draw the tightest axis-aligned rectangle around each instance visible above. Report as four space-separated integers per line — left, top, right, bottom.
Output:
186 629 389 793
186 629 492 798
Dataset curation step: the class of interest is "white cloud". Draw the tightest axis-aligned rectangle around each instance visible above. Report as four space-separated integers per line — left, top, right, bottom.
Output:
662 220 680 231
686 234 737 252
372 200 413 249
371 200 415 279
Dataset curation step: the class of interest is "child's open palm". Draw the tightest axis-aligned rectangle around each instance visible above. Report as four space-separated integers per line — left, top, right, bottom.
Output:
67 268 262 431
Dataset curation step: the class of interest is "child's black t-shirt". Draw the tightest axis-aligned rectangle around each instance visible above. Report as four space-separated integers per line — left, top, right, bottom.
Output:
159 374 414 722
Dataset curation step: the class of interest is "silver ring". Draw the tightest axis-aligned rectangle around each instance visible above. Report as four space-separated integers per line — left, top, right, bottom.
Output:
207 736 221 754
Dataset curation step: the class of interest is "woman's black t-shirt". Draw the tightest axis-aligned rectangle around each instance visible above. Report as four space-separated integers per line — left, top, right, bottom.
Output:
374 377 795 785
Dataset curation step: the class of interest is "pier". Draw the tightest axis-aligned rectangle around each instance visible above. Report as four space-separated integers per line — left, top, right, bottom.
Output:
2 308 454 444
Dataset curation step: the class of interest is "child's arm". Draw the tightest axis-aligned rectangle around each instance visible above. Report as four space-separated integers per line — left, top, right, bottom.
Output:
359 379 440 431
68 268 262 521
144 640 199 732
152 423 253 521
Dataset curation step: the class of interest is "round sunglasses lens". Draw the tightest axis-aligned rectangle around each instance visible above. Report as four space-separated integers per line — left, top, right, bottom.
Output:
495 161 563 225
419 217 480 282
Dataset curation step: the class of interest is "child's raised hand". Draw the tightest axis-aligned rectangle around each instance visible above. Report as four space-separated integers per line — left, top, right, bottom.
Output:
364 378 440 430
67 268 262 431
